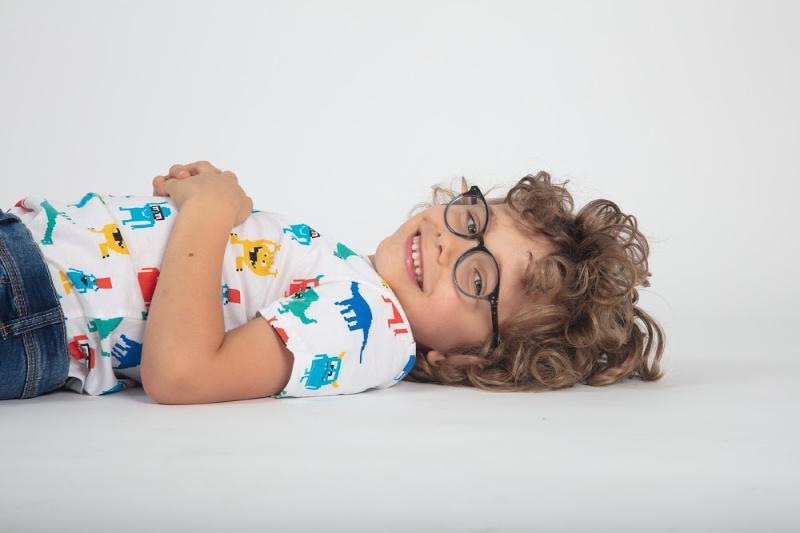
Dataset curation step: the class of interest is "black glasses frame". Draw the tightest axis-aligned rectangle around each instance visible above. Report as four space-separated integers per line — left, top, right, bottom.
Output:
444 185 501 353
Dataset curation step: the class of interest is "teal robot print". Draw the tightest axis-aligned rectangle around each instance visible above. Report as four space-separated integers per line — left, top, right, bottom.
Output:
119 201 172 229
300 352 345 390
282 223 320 246
334 281 372 363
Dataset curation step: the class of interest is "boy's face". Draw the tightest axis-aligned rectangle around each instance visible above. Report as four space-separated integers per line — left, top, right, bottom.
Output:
370 203 553 362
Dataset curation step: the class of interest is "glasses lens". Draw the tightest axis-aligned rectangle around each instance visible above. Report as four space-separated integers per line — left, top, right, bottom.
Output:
446 193 488 237
454 250 499 298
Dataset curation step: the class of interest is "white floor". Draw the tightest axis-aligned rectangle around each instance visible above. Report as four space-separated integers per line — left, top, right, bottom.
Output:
2 327 798 533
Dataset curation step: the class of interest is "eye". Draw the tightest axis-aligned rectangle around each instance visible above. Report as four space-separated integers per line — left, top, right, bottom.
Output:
466 213 478 235
471 269 483 296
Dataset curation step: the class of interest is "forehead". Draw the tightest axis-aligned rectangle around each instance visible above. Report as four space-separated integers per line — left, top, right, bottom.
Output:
485 204 552 319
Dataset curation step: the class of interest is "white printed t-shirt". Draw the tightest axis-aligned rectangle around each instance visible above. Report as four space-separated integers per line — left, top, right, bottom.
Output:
7 193 417 398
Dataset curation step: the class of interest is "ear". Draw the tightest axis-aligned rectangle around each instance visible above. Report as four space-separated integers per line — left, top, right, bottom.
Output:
426 349 448 367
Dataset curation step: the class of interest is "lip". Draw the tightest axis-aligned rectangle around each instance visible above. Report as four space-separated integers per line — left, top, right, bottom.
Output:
405 230 423 291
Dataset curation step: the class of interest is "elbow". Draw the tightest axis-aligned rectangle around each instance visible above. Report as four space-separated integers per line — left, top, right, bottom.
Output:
140 349 194 405
140 366 176 404
142 373 196 405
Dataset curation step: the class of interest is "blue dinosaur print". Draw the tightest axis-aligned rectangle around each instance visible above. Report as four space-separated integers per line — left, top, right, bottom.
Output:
119 201 172 229
394 354 417 381
100 380 127 395
334 281 373 363
282 223 320 246
111 334 143 369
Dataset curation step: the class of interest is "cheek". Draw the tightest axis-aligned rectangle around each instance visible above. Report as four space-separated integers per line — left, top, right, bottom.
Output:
374 236 399 279
405 291 464 346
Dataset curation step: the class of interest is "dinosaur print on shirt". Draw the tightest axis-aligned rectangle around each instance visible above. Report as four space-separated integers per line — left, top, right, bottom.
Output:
278 287 320 324
334 281 373 363
40 200 74 245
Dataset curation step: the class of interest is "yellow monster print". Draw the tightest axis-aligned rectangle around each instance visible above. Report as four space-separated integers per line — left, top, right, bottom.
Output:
89 224 129 258
229 232 280 277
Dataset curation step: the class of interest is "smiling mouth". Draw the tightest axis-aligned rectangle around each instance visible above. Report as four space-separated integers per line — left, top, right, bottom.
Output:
411 231 423 289
405 230 424 290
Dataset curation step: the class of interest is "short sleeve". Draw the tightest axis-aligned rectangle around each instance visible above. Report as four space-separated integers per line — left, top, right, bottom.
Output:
257 279 417 398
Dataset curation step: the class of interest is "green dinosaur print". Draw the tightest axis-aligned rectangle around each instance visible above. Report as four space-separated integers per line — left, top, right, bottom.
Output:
278 288 319 324
40 200 73 245
333 242 358 261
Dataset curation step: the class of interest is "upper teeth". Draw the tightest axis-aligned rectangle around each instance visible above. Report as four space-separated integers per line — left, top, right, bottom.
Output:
411 234 423 286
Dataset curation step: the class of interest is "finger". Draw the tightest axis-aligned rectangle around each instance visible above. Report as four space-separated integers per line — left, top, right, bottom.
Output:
168 164 191 180
152 175 168 196
163 175 181 196
175 160 222 177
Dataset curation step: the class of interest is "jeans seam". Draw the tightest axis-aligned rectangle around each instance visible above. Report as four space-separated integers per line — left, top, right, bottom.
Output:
0 223 39 398
26 221 69 395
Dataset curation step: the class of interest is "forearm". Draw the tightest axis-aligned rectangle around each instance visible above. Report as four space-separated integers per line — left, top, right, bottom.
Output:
142 198 232 380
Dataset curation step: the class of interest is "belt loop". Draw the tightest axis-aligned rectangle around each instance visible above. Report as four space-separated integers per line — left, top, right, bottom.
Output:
0 307 64 339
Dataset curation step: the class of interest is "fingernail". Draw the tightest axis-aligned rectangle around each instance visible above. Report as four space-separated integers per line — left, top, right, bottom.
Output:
178 170 190 178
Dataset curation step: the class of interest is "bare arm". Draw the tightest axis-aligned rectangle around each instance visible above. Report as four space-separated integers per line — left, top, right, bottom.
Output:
140 164 292 404
141 197 229 383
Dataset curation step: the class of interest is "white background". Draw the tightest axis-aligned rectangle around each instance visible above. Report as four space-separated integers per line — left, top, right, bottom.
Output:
1 1 798 532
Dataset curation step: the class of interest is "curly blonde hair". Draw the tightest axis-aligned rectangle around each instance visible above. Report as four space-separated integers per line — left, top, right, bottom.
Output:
404 171 665 391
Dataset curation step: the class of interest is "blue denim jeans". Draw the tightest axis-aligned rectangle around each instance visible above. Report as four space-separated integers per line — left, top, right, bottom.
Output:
0 210 69 399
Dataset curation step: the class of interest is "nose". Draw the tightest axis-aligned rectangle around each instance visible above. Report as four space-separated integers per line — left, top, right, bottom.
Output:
434 218 477 267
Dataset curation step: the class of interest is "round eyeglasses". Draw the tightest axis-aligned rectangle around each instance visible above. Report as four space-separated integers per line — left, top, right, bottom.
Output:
443 185 501 352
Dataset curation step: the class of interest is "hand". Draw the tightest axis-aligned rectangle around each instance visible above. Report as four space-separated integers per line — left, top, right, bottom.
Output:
162 166 253 228
152 160 222 196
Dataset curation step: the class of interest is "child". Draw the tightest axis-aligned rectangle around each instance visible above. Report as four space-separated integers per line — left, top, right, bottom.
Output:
0 161 664 403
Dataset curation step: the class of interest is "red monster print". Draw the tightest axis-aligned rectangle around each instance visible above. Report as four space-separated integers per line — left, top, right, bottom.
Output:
68 334 96 370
